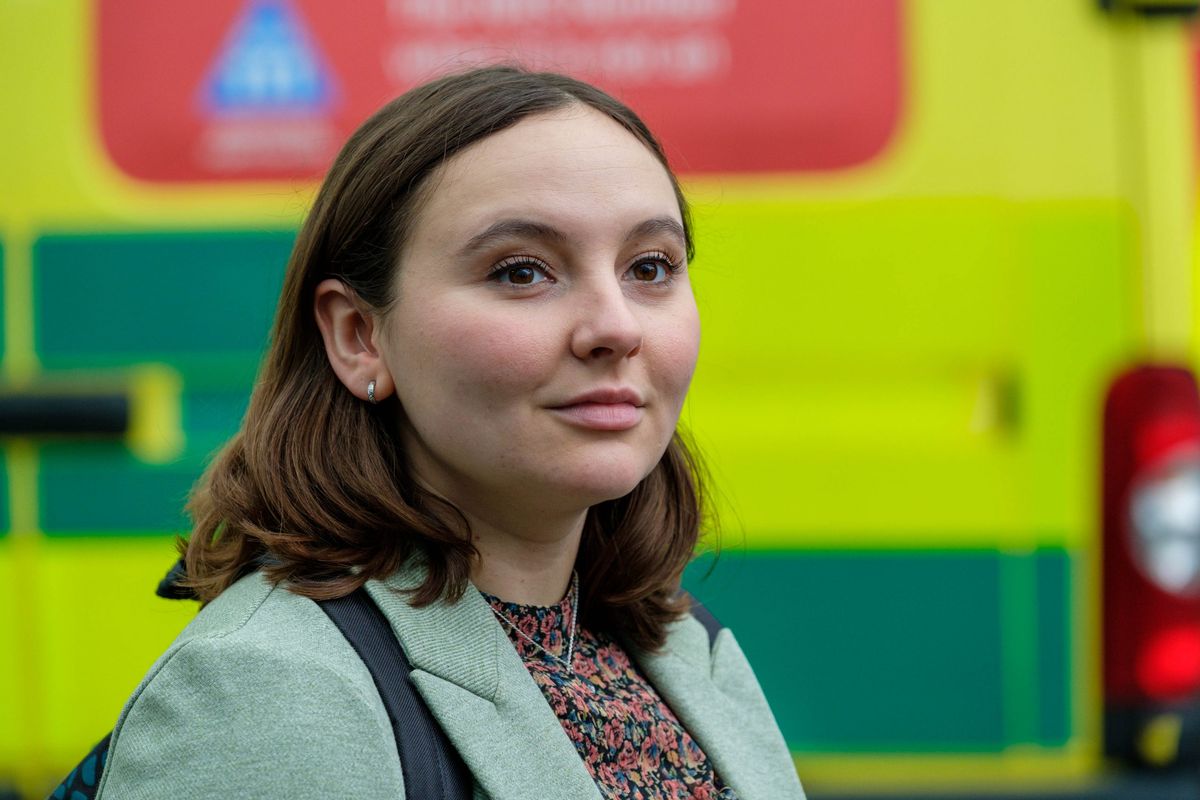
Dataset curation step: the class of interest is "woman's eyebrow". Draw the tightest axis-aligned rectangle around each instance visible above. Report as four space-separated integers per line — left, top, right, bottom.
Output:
455 215 686 257
457 219 567 256
626 216 686 248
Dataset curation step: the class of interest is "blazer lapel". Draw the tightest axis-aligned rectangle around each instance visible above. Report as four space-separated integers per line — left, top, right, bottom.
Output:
366 568 601 800
634 617 790 800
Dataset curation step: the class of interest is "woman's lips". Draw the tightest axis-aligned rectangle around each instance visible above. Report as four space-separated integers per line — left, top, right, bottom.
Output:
548 402 643 430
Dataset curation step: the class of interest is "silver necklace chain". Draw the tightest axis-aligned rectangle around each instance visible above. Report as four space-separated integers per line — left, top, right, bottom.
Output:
488 571 579 673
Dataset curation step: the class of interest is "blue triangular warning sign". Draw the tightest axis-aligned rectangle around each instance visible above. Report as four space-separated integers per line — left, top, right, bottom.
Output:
200 0 337 116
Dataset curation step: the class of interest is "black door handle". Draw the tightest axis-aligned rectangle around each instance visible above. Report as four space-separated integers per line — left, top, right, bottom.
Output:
0 392 128 435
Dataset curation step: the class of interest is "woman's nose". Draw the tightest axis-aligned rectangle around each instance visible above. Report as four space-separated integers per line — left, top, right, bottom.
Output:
569 280 644 361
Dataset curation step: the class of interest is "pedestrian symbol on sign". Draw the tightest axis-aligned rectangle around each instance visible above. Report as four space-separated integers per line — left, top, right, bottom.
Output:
200 0 336 117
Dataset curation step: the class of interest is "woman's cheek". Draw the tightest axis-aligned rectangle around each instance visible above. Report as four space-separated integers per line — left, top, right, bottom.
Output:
657 315 702 404
435 313 557 397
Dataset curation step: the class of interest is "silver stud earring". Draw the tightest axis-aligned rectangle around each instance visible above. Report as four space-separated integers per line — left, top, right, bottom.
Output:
367 379 377 404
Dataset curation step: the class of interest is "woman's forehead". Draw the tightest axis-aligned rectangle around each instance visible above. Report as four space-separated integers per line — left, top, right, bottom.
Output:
410 106 682 247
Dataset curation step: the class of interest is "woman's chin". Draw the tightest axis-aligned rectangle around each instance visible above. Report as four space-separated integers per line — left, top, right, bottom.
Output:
554 463 657 508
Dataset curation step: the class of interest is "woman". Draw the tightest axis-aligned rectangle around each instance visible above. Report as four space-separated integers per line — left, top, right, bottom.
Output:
95 66 804 799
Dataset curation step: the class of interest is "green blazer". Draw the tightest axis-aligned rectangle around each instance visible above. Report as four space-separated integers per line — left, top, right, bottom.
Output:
97 563 806 799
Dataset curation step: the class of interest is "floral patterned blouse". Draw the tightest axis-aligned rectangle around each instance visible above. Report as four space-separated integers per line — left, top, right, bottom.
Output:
482 587 738 800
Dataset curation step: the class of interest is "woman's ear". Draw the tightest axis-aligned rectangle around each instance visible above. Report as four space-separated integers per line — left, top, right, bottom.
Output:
313 279 396 402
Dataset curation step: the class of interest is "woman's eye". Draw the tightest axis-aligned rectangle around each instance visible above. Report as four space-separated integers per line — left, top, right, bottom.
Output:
491 260 550 286
627 256 676 283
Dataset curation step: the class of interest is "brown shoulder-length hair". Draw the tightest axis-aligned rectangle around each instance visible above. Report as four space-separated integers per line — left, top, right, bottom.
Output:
182 65 708 651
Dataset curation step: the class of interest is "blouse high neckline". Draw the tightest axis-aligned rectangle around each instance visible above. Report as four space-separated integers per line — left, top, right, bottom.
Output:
480 588 738 799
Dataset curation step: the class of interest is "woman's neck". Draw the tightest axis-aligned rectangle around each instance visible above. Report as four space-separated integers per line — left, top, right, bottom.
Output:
465 508 585 606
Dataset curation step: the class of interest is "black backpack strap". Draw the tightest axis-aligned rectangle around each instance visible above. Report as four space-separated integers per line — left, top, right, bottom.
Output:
317 588 472 800
687 594 724 649
155 556 194 600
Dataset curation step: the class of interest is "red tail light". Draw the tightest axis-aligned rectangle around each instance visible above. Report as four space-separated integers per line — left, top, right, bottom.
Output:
1104 365 1200 704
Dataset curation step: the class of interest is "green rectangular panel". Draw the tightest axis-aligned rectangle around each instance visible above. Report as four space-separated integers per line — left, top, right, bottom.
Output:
182 388 252 444
0 453 10 538
682 548 1072 753
0 242 10 535
38 442 198 535
33 231 293 376
30 231 294 537
1036 551 1072 745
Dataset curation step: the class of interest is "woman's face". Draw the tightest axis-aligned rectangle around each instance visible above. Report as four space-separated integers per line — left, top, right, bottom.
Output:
377 105 700 527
